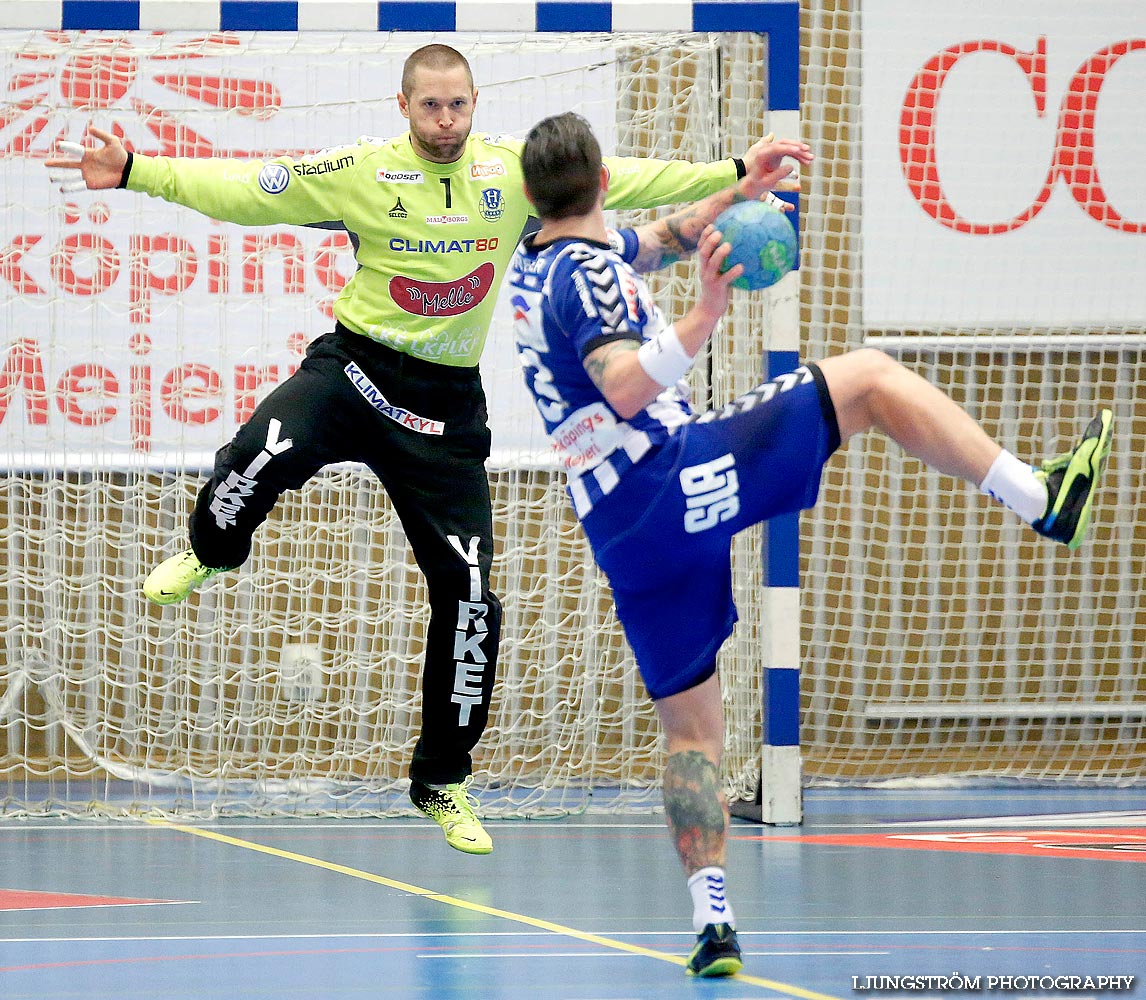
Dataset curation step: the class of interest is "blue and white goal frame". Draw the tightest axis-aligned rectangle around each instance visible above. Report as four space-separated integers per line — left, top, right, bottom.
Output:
2 0 804 824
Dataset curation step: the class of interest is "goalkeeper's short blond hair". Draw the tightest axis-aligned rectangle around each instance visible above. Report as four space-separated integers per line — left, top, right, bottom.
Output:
401 43 473 96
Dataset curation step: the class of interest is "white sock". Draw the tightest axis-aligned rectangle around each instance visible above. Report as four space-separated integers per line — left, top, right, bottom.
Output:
979 449 1048 524
687 866 735 933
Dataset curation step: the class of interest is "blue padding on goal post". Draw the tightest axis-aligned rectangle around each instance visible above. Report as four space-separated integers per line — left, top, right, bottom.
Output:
766 349 800 384
693 1 799 111
221 2 299 31
763 351 801 589
763 667 800 746
378 3 456 30
764 515 800 589
537 2 612 31
764 344 802 756
773 190 801 250
62 1 140 29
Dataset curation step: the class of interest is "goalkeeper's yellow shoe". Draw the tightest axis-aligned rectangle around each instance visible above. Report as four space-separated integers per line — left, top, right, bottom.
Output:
143 548 227 605
409 776 493 855
1032 409 1114 550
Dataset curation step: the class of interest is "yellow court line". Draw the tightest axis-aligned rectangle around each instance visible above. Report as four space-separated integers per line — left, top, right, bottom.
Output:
147 819 843 1000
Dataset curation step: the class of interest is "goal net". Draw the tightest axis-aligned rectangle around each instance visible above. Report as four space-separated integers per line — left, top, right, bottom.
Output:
800 2 1145 785
0 28 777 816
5 9 1142 822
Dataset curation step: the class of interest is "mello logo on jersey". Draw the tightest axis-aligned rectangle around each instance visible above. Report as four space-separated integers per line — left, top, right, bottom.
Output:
389 262 496 317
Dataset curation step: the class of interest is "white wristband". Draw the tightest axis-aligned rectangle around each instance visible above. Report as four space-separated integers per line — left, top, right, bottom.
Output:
636 324 694 387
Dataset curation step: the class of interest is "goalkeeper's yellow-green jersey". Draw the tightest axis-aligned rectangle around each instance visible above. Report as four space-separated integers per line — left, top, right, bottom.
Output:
126 132 738 367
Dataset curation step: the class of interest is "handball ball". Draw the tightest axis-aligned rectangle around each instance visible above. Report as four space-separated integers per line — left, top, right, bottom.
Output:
714 200 798 290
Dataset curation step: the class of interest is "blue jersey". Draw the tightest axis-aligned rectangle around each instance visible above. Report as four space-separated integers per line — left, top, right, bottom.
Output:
508 225 841 700
507 229 692 517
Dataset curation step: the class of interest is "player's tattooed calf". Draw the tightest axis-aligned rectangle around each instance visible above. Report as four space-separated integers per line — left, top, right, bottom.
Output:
664 749 728 872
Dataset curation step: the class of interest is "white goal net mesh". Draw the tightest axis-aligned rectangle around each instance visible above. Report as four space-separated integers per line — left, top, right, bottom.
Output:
800 2 1145 785
4 10 1142 820
0 29 776 816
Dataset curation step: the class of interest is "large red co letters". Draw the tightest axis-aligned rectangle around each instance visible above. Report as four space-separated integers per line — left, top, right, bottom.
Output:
901 36 1145 234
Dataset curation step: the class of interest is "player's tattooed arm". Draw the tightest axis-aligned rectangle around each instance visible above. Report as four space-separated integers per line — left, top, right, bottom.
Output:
583 339 642 396
629 133 812 273
663 749 729 871
630 196 750 272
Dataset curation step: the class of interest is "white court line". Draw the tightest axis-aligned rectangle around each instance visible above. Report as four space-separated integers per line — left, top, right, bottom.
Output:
6 816 1146 833
882 811 1146 828
1 929 1142 944
807 790 1146 801
0 900 196 913
0 821 669 832
416 951 891 960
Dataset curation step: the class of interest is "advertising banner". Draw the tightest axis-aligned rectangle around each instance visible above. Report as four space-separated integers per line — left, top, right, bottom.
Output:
862 2 1146 329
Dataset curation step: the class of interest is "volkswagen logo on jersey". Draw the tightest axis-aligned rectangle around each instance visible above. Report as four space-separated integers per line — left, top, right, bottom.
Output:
479 188 504 222
257 163 291 194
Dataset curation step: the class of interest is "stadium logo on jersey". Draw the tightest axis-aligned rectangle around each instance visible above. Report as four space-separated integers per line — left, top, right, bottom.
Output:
293 153 353 177
389 198 408 219
389 262 496 317
425 214 469 225
257 163 291 194
469 159 506 180
376 169 424 184
479 188 504 222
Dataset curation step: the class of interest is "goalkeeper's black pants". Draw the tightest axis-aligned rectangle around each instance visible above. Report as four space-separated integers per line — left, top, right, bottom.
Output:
185 325 502 787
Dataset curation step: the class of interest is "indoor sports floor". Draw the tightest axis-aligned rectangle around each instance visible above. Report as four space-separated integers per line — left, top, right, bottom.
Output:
2 787 1144 999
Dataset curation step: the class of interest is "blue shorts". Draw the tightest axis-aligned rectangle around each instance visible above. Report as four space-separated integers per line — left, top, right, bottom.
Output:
580 363 840 701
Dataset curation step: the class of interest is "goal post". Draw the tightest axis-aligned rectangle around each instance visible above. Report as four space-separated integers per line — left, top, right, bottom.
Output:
0 1 805 818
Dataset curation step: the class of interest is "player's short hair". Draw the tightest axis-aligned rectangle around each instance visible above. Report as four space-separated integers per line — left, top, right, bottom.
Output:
522 112 602 221
401 44 474 95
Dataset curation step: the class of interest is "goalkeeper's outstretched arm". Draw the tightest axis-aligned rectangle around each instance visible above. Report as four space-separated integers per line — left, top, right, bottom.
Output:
46 123 350 227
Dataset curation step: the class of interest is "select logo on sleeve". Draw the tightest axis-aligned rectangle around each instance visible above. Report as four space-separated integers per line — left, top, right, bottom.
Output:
257 163 291 194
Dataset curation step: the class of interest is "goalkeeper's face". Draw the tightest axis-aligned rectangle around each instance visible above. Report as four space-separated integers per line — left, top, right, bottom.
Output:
399 65 477 164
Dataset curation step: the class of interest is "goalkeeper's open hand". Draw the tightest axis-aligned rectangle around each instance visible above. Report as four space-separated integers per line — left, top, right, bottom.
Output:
739 132 813 204
46 126 129 193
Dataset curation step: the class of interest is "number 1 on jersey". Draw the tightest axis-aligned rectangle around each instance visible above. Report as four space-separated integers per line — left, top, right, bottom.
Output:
440 177 452 209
